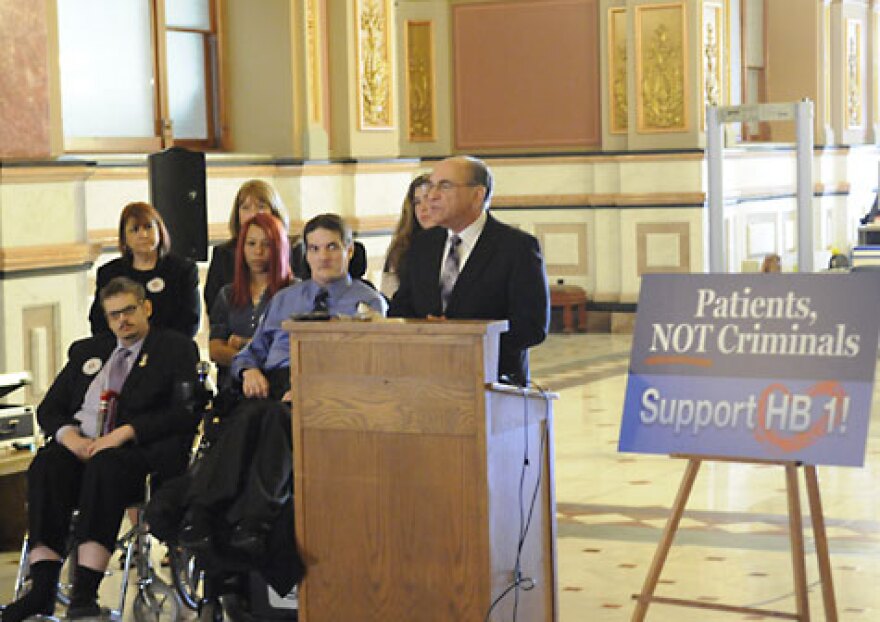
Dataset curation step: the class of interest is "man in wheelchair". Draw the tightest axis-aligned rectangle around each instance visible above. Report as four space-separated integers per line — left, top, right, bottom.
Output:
148 214 386 613
0 277 200 622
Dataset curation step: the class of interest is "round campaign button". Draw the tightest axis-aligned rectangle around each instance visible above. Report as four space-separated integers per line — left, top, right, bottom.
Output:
82 357 103 376
147 277 165 293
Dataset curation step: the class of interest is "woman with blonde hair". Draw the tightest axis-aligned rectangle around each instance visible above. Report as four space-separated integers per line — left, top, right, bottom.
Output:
380 173 436 298
204 180 291 315
89 202 200 337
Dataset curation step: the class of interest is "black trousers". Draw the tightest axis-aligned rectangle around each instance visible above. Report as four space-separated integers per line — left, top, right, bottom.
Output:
28 442 150 555
185 398 292 527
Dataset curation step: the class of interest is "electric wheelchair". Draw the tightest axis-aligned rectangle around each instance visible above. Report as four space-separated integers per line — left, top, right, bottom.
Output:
146 365 300 622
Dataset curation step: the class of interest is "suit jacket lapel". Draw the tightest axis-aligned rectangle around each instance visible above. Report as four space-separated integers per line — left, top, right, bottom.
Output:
446 215 500 312
119 330 155 399
421 228 447 314
77 339 116 404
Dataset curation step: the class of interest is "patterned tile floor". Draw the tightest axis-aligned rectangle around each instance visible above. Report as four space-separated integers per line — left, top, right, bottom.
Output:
3 332 879 620
532 333 880 621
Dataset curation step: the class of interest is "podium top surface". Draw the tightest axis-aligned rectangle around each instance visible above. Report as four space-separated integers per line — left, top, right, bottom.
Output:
282 317 509 336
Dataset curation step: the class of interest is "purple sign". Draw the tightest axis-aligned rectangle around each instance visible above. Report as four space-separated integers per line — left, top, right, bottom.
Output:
619 273 880 466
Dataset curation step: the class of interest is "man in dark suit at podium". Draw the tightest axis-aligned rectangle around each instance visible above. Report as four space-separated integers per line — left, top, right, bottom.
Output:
389 155 549 386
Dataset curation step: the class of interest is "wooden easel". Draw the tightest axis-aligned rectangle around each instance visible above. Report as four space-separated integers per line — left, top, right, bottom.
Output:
631 454 838 621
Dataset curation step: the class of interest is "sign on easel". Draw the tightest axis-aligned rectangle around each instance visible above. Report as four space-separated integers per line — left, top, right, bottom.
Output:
622 272 880 621
619 273 880 466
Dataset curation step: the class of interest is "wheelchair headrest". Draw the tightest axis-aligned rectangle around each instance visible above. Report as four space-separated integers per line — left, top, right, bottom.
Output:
291 240 368 281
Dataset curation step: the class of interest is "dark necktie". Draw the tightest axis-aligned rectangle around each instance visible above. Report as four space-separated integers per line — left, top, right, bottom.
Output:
440 235 462 313
313 288 329 313
102 348 131 435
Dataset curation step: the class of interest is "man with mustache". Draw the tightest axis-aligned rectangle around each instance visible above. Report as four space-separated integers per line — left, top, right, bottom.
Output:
1 277 199 621
390 155 549 386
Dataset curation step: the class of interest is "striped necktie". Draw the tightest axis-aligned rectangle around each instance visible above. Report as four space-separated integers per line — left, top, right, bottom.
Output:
102 348 131 434
440 235 462 313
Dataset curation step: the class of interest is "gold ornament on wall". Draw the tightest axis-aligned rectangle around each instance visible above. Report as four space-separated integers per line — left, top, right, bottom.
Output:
356 0 393 130
405 21 436 142
306 0 322 124
701 2 726 130
636 4 688 133
703 23 719 109
608 8 628 133
845 19 862 129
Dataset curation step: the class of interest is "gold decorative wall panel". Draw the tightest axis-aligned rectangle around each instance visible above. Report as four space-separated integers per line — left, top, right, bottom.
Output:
608 7 628 133
306 0 323 124
635 3 688 133
701 1 725 129
845 18 863 129
355 0 393 130
404 20 436 142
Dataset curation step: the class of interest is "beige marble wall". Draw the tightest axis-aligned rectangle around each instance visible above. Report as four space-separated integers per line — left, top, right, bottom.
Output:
1 149 878 390
223 0 296 156
0 165 93 384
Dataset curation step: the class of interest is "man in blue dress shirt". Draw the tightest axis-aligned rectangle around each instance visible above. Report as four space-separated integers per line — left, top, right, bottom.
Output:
176 214 385 570
232 213 387 399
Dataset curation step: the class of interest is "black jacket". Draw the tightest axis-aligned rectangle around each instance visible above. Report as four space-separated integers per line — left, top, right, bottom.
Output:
389 214 549 385
38 328 201 478
89 254 201 338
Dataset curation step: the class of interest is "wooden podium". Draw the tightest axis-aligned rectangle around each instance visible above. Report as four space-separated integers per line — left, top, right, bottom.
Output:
283 318 558 622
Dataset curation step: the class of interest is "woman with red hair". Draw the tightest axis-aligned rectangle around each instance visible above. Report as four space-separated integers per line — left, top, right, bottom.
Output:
88 202 200 337
209 213 293 387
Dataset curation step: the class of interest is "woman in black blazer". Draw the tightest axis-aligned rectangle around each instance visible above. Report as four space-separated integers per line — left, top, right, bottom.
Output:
89 202 200 338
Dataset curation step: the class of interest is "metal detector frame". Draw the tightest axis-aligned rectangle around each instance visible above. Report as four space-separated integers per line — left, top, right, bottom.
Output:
706 101 815 273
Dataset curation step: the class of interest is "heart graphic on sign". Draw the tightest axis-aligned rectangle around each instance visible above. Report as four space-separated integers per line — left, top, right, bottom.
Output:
754 380 846 453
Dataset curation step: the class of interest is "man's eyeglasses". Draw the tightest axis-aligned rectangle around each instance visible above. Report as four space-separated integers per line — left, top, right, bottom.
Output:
105 303 142 321
424 180 480 193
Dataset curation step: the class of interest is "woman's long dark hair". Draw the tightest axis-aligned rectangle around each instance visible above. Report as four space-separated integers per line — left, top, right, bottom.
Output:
385 174 431 273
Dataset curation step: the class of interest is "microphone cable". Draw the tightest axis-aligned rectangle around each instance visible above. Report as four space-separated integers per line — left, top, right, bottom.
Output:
483 381 551 622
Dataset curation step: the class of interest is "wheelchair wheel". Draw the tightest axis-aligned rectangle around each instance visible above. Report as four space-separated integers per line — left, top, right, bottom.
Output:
132 576 182 622
168 544 203 610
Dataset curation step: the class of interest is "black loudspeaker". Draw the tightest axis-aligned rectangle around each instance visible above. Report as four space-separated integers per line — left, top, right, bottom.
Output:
148 147 208 261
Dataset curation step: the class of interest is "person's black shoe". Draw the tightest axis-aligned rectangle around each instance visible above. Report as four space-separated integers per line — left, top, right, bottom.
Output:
0 594 55 622
228 522 271 558
66 599 105 620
